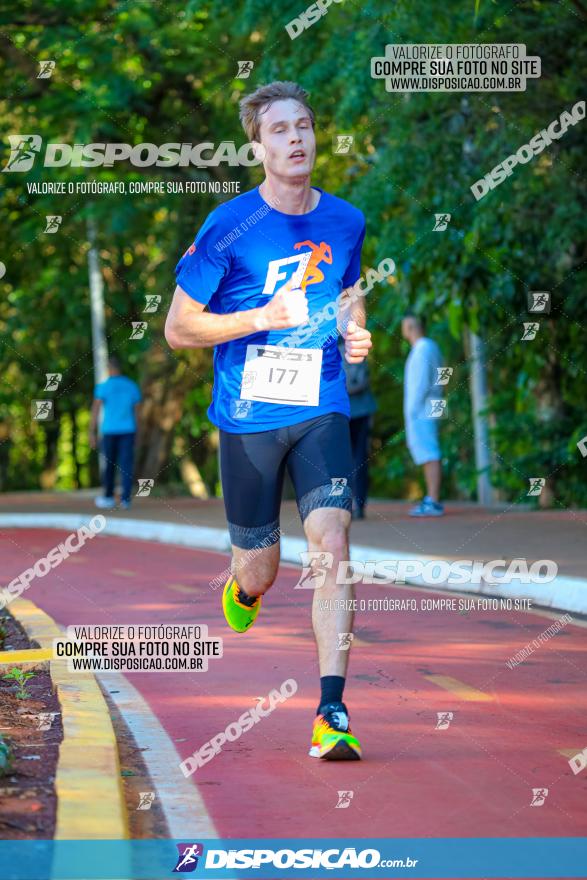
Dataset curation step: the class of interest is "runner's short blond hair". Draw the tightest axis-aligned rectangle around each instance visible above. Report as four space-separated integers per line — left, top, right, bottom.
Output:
239 81 315 142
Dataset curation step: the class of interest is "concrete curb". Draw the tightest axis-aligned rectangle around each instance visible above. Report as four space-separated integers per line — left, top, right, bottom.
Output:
1 513 585 616
5 596 129 840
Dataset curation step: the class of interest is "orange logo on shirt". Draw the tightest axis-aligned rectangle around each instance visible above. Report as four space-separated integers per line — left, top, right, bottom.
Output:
294 240 332 292
182 243 196 257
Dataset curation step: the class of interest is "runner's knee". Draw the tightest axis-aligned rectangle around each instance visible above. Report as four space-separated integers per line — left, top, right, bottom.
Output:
304 509 349 559
231 531 280 598
318 523 348 560
236 555 278 597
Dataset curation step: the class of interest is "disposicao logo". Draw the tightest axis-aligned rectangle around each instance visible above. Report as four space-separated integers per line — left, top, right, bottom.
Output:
173 843 204 873
2 135 261 171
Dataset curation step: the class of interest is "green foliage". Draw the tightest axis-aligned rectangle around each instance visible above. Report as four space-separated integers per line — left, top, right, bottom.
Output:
0 1 585 504
0 734 12 776
3 667 36 699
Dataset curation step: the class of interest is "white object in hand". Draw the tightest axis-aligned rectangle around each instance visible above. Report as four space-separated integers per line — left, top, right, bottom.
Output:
286 288 309 326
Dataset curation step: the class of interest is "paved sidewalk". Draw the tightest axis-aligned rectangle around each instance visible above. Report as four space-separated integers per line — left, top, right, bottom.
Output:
2 493 586 848
2 526 586 842
0 489 585 578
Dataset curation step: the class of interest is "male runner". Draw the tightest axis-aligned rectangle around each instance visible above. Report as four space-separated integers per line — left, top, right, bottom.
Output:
165 81 372 760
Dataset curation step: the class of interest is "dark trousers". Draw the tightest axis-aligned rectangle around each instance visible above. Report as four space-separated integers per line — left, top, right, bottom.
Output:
102 432 135 503
349 415 371 511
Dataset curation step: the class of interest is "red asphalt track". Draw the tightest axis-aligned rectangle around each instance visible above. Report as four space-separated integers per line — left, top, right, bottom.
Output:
2 527 586 848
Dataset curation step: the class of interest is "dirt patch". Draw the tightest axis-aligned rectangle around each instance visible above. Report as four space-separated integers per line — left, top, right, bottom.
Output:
0 611 62 838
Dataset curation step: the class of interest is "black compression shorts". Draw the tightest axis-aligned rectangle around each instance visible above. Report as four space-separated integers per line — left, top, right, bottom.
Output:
219 412 353 550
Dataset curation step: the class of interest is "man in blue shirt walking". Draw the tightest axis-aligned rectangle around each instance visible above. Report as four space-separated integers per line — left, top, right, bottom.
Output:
90 355 142 510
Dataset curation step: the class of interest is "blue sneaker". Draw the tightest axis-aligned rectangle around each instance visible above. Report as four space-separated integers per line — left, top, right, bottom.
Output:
409 496 444 517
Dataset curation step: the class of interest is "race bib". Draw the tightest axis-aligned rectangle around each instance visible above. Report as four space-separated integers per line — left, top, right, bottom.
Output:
240 344 322 406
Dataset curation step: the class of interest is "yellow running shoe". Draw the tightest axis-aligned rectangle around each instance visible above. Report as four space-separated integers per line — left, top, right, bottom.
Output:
309 701 362 760
222 576 261 633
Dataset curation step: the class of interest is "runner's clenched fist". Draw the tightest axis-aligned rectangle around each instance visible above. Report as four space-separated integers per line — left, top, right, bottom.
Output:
343 320 372 363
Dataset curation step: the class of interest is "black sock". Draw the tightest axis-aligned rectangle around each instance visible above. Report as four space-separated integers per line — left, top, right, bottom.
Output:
317 675 346 714
235 582 257 607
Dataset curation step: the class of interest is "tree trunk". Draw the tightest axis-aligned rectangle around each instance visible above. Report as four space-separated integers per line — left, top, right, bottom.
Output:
135 346 189 483
466 328 494 506
534 318 564 508
86 207 109 483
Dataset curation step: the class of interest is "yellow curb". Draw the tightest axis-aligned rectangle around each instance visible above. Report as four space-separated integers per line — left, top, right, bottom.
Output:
0 648 52 664
5 598 129 839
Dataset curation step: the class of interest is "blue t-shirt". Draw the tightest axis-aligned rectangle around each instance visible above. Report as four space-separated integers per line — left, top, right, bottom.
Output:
94 376 142 434
174 186 366 433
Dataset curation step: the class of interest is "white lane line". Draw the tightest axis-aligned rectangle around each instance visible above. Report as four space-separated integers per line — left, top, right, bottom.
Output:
98 670 218 839
1 513 585 615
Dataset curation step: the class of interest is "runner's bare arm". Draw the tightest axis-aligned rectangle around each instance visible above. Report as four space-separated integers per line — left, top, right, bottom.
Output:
165 284 309 349
337 280 372 364
338 280 366 328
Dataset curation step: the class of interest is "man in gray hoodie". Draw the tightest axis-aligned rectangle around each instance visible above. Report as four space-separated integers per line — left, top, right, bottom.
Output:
401 314 444 517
